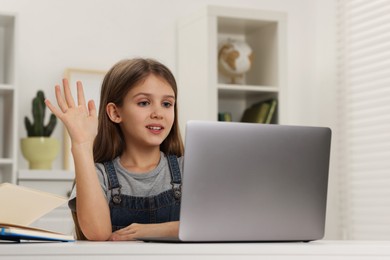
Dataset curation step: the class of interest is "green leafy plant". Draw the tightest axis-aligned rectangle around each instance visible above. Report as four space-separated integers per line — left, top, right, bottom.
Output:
24 90 57 137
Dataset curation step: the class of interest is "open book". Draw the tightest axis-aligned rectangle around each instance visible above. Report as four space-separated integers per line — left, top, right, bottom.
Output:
0 183 75 242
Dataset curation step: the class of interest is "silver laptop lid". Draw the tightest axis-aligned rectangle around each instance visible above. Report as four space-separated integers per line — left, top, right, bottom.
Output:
179 121 331 242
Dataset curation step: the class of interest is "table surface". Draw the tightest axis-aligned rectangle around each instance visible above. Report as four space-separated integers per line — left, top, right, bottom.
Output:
1 240 390 259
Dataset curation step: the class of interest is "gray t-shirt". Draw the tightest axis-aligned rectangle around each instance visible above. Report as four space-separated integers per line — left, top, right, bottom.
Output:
68 152 183 211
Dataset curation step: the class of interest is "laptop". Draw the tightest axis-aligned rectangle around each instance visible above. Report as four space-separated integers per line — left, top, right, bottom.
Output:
140 120 331 243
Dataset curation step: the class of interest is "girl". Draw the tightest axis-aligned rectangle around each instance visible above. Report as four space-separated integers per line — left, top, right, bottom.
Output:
45 58 184 241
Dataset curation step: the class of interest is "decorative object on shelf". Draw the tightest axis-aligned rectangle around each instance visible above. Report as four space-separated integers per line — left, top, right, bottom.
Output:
21 90 59 169
218 39 253 84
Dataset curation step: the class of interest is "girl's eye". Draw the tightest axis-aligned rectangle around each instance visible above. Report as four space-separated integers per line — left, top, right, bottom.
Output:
138 101 150 107
163 101 173 108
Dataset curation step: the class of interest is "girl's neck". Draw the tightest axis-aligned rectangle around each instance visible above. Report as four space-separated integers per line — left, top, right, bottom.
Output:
119 147 161 173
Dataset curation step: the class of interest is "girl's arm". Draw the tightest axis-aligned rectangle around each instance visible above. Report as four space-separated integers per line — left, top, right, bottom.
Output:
108 221 179 241
71 142 112 240
45 79 111 240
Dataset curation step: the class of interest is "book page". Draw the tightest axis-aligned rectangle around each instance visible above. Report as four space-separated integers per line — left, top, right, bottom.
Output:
0 183 67 226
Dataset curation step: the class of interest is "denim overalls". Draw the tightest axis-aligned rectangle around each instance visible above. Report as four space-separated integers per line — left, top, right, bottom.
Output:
103 155 182 231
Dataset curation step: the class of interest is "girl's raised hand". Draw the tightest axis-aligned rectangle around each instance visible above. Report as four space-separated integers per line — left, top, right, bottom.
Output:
45 79 98 148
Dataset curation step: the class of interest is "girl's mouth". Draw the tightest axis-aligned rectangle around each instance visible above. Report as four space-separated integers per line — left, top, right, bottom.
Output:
146 125 164 133
147 126 163 130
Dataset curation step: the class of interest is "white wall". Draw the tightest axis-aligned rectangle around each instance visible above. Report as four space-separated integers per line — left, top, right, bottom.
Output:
306 0 339 240
0 0 339 238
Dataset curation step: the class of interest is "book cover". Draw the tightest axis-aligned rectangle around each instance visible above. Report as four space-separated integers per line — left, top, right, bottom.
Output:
241 101 271 123
265 99 277 124
0 223 74 242
0 183 75 242
218 112 233 122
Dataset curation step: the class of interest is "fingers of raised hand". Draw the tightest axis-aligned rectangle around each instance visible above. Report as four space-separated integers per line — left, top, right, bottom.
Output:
88 100 98 118
54 84 69 113
63 79 76 109
76 81 87 107
53 79 91 115
44 98 62 119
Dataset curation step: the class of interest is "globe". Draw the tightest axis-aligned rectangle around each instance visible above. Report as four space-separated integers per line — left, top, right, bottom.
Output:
218 39 253 84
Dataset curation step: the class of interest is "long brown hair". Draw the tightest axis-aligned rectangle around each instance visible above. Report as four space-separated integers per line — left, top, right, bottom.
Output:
72 58 184 240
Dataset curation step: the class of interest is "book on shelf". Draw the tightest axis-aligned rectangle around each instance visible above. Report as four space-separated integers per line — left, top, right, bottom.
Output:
218 112 233 122
265 99 277 124
0 182 75 242
241 99 277 124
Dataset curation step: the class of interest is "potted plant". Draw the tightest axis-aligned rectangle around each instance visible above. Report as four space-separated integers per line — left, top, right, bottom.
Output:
21 90 59 169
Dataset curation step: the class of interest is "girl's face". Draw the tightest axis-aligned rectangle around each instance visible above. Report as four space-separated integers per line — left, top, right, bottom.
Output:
113 74 175 150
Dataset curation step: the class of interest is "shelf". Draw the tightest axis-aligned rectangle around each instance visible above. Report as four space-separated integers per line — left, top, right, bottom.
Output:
0 162 13 183
218 84 279 93
0 158 13 165
0 84 13 90
18 170 75 203
217 15 279 87
18 169 75 181
0 14 14 25
218 83 279 122
0 85 13 97
0 13 16 184
218 17 272 35
177 6 285 130
0 89 15 159
0 14 15 85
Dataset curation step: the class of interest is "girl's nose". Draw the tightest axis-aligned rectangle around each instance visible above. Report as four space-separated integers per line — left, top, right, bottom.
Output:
150 111 163 119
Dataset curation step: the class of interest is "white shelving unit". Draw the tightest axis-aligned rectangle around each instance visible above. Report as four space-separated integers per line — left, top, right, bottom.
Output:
177 6 286 132
18 170 75 198
0 13 17 184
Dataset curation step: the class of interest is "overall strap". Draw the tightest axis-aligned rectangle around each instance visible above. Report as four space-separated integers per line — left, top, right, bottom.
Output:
103 161 122 205
166 154 182 200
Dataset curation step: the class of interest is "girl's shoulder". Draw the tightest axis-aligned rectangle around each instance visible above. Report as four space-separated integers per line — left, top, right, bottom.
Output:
94 158 118 174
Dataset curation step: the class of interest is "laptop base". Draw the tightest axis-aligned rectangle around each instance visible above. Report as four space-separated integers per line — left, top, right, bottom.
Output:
136 237 312 243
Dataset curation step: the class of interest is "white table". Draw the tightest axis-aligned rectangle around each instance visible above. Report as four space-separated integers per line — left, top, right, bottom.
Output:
0 240 390 259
